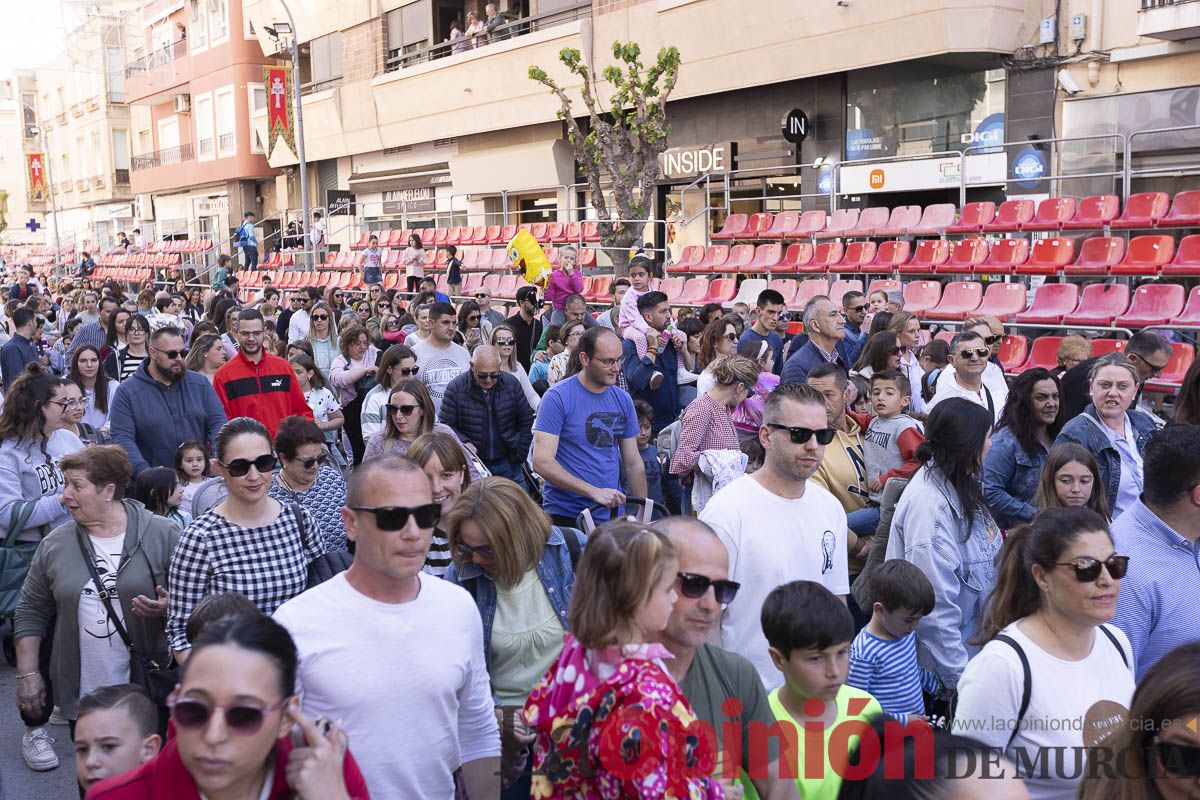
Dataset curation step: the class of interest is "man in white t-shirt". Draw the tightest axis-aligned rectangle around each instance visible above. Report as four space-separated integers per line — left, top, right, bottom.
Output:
929 330 1007 423
272 454 500 799
410 302 471 416
700 382 849 687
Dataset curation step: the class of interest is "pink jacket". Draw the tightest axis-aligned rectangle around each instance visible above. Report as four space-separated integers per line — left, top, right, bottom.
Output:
543 267 583 309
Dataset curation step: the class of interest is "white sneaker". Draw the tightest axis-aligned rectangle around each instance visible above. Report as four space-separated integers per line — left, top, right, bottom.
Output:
47 706 67 726
649 371 663 391
22 727 58 771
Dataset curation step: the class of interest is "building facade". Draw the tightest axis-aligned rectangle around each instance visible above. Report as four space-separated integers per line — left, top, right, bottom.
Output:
0 72 48 247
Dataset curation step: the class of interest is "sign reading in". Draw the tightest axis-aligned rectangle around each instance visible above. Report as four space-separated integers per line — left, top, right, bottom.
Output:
781 109 809 144
327 189 354 216
263 66 296 159
658 142 733 180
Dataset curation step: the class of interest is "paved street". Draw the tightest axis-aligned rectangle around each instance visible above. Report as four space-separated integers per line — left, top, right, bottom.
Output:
0 651 79 799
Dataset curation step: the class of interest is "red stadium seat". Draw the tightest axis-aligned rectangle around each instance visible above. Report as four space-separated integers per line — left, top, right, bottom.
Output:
938 239 989 274
924 281 984 321
1091 339 1128 357
702 278 737 304
813 209 860 239
1063 284 1131 327
842 207 890 238
1111 192 1170 230
983 200 1035 233
1063 195 1120 230
744 243 783 274
1065 237 1126 277
712 214 749 241
1023 197 1077 231
874 205 922 237
1161 191 1200 228
444 227 463 246
974 282 1028 322
903 280 942 317
482 225 501 244
907 203 957 236
563 222 582 243
828 279 863 306
353 232 371 249
659 277 685 303
738 212 775 239
1016 283 1079 325
434 228 450 246
1016 238 1075 276
868 240 911 271
1110 235 1175 276
793 278 830 310
693 245 730 273
1115 284 1186 328
839 241 877 271
419 228 436 246
669 245 705 274
946 201 996 234
812 242 845 271
528 222 548 241
998 335 1029 373
1019 336 1065 372
1170 287 1200 327
867 278 902 299
769 279 798 307
677 277 710 305
546 222 566 243
1145 343 1196 393
793 210 829 238
497 275 520 299
776 243 815 274
1161 235 1200 277
585 275 612 302
723 244 756 273
581 221 601 242
759 212 800 240
901 239 950 273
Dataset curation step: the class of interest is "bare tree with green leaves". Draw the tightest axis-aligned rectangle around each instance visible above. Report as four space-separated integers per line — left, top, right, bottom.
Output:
530 41 680 276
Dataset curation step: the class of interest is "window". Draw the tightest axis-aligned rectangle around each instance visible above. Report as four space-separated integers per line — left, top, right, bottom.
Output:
21 92 36 135
215 86 235 157
112 130 130 170
76 136 88 181
56 88 65 114
91 131 102 176
189 0 208 49
194 92 214 160
138 129 151 154
309 32 343 85
387 2 430 62
105 48 125 102
209 0 228 43
247 83 265 153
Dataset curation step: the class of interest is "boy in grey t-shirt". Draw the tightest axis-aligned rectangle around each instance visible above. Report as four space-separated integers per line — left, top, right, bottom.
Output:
863 369 925 504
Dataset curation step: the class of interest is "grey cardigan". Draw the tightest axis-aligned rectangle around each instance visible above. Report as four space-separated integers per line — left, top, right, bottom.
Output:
14 500 180 719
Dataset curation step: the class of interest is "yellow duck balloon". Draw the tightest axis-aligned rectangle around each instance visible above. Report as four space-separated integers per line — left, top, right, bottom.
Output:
506 229 553 290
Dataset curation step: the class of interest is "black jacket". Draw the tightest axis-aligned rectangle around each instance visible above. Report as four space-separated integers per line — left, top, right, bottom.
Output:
438 371 534 464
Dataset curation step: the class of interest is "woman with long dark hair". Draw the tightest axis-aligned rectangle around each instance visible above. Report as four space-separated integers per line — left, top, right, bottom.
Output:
456 300 484 352
70 344 117 432
850 331 901 380
886 397 1001 694
101 307 132 363
103 314 150 381
360 344 417 443
983 367 1066 529
956 507 1134 799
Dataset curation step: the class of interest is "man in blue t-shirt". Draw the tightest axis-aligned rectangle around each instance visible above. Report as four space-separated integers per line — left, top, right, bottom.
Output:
533 327 648 527
738 288 785 374
236 211 259 270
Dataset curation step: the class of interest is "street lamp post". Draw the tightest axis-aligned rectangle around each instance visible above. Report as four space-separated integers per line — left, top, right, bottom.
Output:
31 125 63 277
267 2 311 268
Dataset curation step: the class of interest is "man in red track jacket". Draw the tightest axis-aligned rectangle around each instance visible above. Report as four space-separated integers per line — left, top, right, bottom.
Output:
212 308 311 436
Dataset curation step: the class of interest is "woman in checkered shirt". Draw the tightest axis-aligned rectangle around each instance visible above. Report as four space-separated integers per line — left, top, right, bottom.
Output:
166 417 325 660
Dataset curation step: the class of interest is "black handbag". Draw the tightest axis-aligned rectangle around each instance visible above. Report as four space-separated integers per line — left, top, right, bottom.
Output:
75 533 177 705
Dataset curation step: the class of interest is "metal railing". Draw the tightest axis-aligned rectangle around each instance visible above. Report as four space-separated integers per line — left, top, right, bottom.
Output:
131 143 194 171
108 91 125 104
1142 0 1199 8
1126 124 1200 188
960 133 1127 204
114 169 129 184
218 132 236 153
197 138 214 158
384 1 591 72
124 39 188 78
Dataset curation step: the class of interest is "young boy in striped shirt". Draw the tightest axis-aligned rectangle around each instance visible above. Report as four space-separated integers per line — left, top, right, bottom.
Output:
847 559 940 724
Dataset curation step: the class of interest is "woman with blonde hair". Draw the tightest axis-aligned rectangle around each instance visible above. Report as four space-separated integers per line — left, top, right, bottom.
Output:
1056 335 1091 379
304 300 339 374
523 520 721 798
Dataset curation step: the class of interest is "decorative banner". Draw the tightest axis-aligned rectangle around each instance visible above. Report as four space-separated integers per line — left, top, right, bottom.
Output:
263 66 296 159
27 153 47 201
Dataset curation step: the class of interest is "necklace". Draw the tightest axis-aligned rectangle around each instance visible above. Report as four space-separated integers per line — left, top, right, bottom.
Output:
276 471 312 495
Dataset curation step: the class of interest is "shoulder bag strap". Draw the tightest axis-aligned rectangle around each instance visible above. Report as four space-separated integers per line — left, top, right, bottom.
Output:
993 634 1031 750
982 383 995 419
74 531 134 652
4 501 38 548
557 526 582 572
1098 624 1130 669
290 502 314 553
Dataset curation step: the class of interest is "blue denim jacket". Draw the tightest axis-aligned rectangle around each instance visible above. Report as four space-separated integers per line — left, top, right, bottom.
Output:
1053 405 1160 515
982 427 1046 530
443 526 586 672
885 463 1001 691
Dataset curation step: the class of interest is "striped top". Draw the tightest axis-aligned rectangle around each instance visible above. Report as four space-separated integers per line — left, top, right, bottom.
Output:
423 529 452 577
847 629 938 724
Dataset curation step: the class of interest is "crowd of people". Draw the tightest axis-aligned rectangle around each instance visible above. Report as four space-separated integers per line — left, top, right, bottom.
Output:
1 251 1199 800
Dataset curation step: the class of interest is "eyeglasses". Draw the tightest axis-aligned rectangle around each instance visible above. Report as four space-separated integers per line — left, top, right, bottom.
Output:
1055 555 1129 583
587 356 621 368
455 541 496 561
467 315 480 322
349 503 441 531
981 334 1003 346
49 398 85 410
155 347 188 360
958 348 990 360
395 366 419 377
474 371 500 381
219 454 277 478
475 293 489 299
310 314 329 322
848 304 868 314
676 572 741 605
294 453 328 470
890 346 904 355
169 694 287 736
387 403 419 417
1152 738 1200 778
494 338 514 346
1129 353 1168 378
765 423 837 445
724 333 739 342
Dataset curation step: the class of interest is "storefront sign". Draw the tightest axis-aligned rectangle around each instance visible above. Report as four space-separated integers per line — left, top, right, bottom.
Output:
195 196 229 216
781 109 809 144
263 65 296 159
382 198 436 215
658 142 732 180
1011 147 1047 188
846 129 886 160
839 153 1005 194
961 113 1005 153
326 189 354 216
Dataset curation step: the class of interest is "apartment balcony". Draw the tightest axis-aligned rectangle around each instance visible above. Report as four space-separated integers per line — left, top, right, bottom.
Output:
124 39 191 104
132 143 194 171
1139 0 1200 40
86 97 101 111
71 101 85 118
131 139 273 195
91 175 105 189
61 180 73 193
114 168 130 185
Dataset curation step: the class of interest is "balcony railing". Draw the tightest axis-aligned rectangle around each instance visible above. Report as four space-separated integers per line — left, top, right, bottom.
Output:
218 132 235 153
1142 0 1199 7
125 39 187 78
114 168 130 184
384 1 591 72
131 142 194 171
198 137 214 158
107 91 125 104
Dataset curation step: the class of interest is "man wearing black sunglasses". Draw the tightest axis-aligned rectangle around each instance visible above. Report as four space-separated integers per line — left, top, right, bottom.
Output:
699 382 850 686
109 325 228 474
928 330 1006 423
273 454 501 798
840 291 869 367
649 516 797 800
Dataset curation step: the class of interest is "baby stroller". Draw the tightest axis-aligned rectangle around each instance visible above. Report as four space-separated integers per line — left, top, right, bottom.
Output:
572 497 669 535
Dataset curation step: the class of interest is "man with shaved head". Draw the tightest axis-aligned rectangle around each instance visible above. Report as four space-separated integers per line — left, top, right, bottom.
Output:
439 344 534 485
650 516 799 800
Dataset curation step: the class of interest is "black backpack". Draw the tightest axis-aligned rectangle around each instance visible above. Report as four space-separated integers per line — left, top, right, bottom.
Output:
461 526 582 600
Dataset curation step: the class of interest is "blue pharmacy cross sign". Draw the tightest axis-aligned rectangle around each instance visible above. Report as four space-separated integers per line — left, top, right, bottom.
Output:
782 109 809 144
24 218 40 232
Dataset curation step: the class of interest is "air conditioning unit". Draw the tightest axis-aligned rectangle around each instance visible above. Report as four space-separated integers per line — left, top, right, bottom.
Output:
174 95 191 114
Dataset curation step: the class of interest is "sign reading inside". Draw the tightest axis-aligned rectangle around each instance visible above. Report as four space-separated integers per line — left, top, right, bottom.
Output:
658 142 733 180
782 109 809 144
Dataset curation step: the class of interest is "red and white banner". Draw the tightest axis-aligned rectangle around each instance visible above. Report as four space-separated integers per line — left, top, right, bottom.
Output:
27 153 47 200
263 66 296 158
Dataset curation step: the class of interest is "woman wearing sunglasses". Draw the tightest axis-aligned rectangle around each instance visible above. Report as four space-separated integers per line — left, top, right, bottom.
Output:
885 398 1001 696
360 345 418 443
490 324 540 411
444 476 586 794
694 316 740 394
361 379 481 482
956 506 1134 799
267 416 348 553
166 418 325 662
849 331 902 381
87 613 369 799
455 300 484 352
304 301 339 375
547 320 586 387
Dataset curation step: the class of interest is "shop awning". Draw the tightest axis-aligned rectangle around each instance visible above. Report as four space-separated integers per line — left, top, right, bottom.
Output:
450 139 574 196
347 164 451 194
